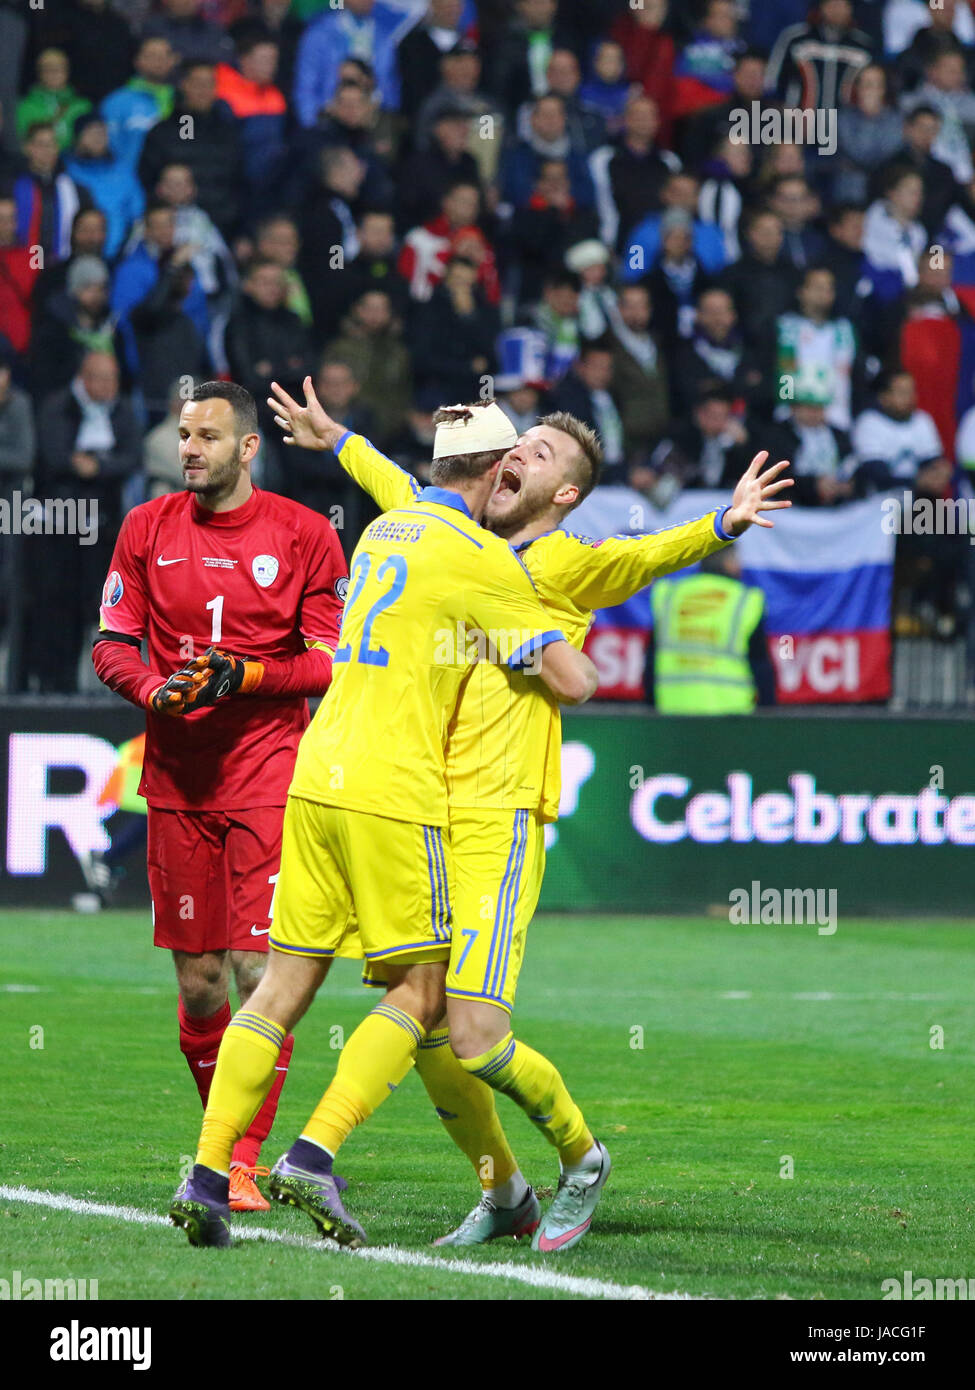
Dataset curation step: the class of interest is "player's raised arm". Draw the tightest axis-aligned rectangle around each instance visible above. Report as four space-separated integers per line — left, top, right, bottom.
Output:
269 376 418 512
540 452 793 612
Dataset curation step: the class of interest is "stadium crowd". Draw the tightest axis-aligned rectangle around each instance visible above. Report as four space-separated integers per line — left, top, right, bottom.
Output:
2 0 975 692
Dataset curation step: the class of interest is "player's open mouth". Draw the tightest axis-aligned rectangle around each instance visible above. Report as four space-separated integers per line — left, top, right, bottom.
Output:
496 465 522 497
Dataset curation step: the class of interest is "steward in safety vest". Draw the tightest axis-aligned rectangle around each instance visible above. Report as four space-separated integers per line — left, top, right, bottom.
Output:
649 549 776 713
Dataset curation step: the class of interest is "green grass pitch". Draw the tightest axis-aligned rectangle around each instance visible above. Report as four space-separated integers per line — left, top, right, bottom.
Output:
2 910 973 1301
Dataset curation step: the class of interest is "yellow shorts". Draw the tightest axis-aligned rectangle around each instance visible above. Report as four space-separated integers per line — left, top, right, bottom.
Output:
269 796 452 966
361 806 545 1012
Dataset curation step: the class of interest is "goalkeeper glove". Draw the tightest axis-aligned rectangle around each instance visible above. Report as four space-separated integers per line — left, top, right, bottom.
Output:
196 646 265 700
147 654 214 716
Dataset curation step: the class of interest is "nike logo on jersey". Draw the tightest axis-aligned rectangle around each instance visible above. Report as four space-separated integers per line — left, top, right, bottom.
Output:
197 1060 217 1068
157 556 188 566
250 925 270 936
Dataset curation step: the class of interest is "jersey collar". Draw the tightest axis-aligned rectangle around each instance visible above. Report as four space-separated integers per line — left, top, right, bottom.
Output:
418 485 473 518
190 486 260 527
513 526 560 553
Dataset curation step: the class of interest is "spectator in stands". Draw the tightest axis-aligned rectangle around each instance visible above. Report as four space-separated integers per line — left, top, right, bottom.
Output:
297 145 366 339
507 161 598 309
214 29 287 198
398 0 468 121
411 255 499 406
641 210 712 351
834 64 903 206
395 104 481 232
822 203 870 325
567 239 615 340
501 93 594 210
64 114 144 260
398 181 496 304
605 282 669 470
31 254 120 396
416 41 500 175
339 208 407 318
548 338 625 483
590 94 678 252
252 214 313 327
0 348 35 489
622 171 727 283
12 122 91 265
609 0 675 144
895 0 974 96
150 161 236 308
285 357 377 515
143 0 234 68
517 48 605 153
495 375 543 435
324 288 413 446
851 368 949 496
776 267 861 430
532 269 581 380
111 202 210 423
768 175 827 271
903 44 975 184
225 258 312 429
647 387 757 494
863 165 927 302
488 0 572 120
17 48 91 150
766 0 873 110
672 0 745 120
0 195 40 361
880 104 975 241
138 62 243 236
293 0 410 125
32 350 140 692
306 80 395 211
100 34 176 173
696 136 751 264
679 48 767 169
718 209 797 351
142 380 186 499
896 248 973 457
42 0 134 106
778 386 855 506
578 40 630 136
230 2 304 100
675 286 765 416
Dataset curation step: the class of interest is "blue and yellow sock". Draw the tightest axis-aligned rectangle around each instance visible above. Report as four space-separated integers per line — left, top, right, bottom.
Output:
415 1027 520 1191
196 1010 285 1175
457 1032 594 1169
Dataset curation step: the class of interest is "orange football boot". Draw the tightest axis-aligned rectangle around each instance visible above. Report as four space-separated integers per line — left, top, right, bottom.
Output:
229 1164 271 1212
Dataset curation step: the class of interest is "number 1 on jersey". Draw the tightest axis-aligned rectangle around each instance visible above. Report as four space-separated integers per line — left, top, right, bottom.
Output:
206 595 224 645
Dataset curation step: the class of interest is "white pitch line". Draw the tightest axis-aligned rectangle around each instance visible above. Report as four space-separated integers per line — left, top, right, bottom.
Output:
0 1185 692 1302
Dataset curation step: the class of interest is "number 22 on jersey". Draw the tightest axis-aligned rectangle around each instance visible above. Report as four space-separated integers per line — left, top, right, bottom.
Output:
334 553 408 667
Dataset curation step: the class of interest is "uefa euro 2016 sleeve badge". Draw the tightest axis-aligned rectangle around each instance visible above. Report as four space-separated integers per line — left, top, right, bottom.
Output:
252 555 280 588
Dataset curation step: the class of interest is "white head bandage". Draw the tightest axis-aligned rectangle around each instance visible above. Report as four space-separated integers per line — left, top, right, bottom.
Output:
432 402 518 459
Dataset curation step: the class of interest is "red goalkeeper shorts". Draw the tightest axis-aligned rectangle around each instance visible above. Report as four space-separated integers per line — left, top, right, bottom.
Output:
147 805 284 954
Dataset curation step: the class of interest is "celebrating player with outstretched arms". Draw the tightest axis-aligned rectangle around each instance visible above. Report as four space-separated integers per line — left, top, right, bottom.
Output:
169 396 597 1248
263 377 791 1252
93 381 347 1212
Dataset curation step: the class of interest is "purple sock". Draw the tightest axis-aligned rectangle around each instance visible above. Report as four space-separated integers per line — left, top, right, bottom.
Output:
287 1137 333 1176
192 1163 230 1203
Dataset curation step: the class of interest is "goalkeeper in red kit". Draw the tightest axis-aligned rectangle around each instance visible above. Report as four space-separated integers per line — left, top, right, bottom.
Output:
93 382 347 1211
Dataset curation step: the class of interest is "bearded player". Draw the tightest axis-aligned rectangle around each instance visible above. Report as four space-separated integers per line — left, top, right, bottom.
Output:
269 379 790 1251
93 381 347 1211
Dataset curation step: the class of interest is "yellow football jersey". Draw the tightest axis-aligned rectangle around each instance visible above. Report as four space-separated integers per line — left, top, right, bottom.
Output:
332 432 732 821
289 476 564 827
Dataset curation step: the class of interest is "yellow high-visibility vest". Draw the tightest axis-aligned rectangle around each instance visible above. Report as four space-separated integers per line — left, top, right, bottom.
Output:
652 573 765 714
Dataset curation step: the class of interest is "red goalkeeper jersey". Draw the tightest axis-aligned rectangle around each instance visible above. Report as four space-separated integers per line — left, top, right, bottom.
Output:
93 487 347 811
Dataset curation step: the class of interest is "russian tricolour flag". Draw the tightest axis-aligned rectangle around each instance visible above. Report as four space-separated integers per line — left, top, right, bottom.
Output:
567 489 895 704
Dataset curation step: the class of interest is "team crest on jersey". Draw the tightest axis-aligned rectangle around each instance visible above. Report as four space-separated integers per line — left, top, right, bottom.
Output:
335 575 349 601
102 571 124 607
252 554 279 588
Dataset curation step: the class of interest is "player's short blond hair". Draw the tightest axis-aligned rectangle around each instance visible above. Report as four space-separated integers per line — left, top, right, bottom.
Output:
538 412 603 504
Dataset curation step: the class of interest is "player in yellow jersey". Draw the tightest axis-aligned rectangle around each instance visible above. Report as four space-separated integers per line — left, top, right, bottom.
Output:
169 400 599 1249
266 378 791 1253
